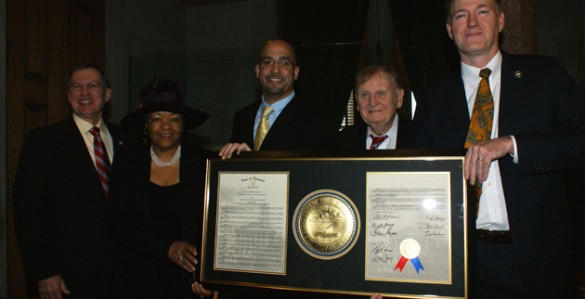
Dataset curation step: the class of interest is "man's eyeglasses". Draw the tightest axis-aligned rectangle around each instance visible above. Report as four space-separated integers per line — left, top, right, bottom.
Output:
260 58 295 68
69 82 104 93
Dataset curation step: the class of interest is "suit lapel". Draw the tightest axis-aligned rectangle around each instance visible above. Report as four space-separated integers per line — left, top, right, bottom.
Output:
106 122 128 165
396 118 412 149
447 73 471 144
261 97 301 148
108 123 119 152
267 97 300 134
65 118 98 171
360 123 369 149
346 120 368 150
245 103 259 146
63 118 105 197
498 54 522 136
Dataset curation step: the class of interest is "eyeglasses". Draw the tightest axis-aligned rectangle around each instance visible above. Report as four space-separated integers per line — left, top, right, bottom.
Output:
69 82 105 93
260 58 295 68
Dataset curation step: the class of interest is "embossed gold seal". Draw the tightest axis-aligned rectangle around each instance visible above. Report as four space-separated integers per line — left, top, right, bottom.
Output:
293 189 360 260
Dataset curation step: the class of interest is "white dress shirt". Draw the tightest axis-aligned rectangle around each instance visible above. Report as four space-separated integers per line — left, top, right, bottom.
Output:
73 114 114 167
461 52 511 231
366 117 399 150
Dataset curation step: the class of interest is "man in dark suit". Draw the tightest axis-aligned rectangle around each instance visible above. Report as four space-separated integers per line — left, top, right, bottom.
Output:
413 0 585 298
219 39 335 158
13 64 134 299
338 65 412 150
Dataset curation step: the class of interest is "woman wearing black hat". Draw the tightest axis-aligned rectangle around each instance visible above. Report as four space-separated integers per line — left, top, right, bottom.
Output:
111 78 217 298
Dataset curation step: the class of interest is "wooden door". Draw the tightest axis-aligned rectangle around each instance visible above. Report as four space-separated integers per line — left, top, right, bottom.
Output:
6 1 105 297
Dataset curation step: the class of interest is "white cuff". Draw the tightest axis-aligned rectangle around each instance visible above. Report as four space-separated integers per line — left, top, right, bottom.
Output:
509 135 518 164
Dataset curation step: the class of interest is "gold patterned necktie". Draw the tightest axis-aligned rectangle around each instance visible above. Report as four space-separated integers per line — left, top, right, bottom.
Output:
465 68 494 148
465 68 493 211
254 106 273 151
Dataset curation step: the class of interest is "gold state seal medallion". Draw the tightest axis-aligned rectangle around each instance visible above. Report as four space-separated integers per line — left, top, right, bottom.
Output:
293 189 360 260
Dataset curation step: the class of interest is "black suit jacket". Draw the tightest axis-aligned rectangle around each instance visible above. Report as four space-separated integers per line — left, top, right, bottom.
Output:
412 54 585 297
336 117 413 150
13 117 135 298
230 95 337 151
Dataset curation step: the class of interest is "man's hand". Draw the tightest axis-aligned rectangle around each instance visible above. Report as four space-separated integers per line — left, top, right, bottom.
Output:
464 136 514 185
218 143 252 160
192 281 219 299
38 274 70 299
168 241 199 272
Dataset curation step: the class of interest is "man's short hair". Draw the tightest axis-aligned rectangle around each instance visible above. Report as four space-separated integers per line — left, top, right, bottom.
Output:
355 65 401 94
444 0 502 23
66 63 110 89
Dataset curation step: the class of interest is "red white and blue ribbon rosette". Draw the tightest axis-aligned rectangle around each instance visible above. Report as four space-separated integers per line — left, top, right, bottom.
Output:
394 238 425 274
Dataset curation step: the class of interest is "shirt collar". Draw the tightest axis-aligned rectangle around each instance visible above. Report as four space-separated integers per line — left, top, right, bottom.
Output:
73 114 106 134
368 116 399 138
461 51 502 86
261 90 295 115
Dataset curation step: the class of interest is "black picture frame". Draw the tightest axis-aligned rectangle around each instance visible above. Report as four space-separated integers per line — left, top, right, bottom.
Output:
201 150 473 299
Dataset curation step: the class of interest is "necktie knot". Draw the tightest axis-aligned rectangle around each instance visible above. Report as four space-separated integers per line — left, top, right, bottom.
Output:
261 106 274 118
479 68 491 79
90 127 100 137
369 134 388 150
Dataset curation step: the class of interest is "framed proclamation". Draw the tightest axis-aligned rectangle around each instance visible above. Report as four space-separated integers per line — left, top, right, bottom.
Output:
201 150 473 298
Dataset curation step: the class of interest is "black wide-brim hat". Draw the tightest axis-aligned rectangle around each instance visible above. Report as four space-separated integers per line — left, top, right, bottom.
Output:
121 90 209 131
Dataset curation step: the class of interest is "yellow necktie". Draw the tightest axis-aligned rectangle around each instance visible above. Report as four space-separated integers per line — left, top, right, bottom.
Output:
254 106 273 151
465 68 493 212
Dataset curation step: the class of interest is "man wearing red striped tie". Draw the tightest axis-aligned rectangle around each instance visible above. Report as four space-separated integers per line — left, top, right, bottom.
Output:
337 65 412 150
13 64 135 299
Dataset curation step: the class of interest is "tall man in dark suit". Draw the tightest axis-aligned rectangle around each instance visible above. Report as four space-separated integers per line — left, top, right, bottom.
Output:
13 64 134 299
219 39 334 158
338 65 412 150
412 0 585 297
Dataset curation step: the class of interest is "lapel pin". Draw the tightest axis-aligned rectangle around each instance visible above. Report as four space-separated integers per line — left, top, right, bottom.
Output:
514 70 523 78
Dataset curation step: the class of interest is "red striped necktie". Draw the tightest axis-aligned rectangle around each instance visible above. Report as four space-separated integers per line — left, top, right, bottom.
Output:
369 134 388 150
90 127 111 198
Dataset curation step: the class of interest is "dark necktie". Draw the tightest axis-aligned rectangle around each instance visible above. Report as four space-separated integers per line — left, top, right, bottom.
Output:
369 134 388 150
90 127 111 198
464 68 494 211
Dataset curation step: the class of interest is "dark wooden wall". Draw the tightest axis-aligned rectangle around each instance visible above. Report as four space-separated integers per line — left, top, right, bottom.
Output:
6 1 106 298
